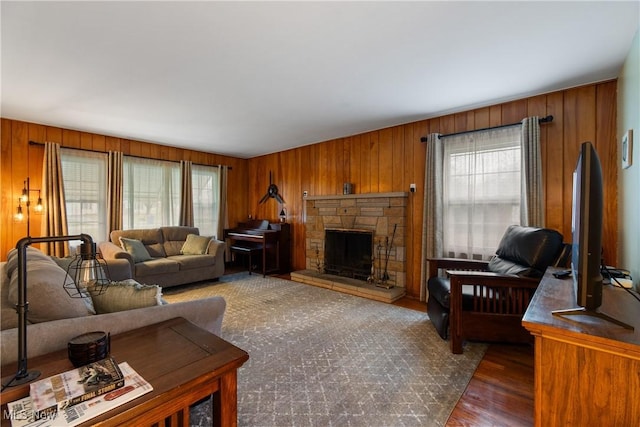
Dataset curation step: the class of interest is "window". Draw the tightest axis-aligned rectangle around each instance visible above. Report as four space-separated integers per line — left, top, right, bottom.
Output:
443 126 521 259
123 157 180 229
61 149 108 245
192 165 220 237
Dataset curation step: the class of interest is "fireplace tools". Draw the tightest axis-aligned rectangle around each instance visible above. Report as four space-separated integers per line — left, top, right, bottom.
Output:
315 243 324 274
371 224 397 289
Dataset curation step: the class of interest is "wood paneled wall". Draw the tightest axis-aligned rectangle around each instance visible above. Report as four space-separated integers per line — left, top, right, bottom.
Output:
0 119 249 260
0 80 618 299
248 80 619 299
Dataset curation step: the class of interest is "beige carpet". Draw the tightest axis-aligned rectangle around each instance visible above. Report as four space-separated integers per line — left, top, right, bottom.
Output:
163 272 487 427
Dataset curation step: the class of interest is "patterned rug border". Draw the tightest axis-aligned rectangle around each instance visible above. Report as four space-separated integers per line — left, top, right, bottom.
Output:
163 274 487 427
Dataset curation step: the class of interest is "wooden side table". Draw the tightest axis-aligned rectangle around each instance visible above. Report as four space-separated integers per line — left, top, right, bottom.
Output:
1 317 249 427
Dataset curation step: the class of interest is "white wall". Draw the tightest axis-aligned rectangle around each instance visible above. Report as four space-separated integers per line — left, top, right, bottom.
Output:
617 29 640 289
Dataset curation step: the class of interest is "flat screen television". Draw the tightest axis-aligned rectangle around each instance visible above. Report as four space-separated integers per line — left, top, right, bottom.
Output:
571 141 604 310
553 141 633 329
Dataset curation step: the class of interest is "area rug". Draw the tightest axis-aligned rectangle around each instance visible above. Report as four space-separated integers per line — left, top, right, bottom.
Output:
162 273 487 427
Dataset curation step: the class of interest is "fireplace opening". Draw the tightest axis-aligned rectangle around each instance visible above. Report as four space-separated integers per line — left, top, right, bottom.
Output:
324 229 373 281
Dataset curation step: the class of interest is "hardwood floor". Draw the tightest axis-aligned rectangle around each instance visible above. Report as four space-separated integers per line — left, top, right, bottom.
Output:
391 296 535 427
447 343 534 426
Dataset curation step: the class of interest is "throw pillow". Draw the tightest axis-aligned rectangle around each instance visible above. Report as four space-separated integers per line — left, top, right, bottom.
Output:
119 237 152 263
90 279 163 314
180 234 212 255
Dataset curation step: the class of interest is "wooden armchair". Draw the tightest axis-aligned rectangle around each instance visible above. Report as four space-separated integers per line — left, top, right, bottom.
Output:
427 225 569 354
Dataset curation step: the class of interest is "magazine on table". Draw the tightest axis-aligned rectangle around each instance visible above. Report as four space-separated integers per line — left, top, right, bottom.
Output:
6 362 152 427
28 356 125 417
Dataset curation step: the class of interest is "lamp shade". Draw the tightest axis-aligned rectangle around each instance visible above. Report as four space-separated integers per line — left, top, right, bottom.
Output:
64 243 110 298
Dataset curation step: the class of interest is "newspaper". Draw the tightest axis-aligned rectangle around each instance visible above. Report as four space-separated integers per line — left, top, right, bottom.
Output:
29 356 124 416
6 362 152 427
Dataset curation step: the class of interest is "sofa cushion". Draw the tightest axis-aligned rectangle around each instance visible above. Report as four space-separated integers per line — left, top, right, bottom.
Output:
90 279 162 314
6 253 94 324
487 257 537 277
161 226 199 256
50 255 75 272
111 229 166 258
119 237 153 263
3 246 51 279
180 234 212 255
134 258 180 277
168 254 216 270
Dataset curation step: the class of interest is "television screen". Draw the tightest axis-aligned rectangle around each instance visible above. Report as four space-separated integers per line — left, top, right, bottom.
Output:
554 141 633 329
571 141 604 310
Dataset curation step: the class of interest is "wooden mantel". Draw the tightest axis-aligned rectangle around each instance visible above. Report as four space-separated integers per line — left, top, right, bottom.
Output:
305 192 408 201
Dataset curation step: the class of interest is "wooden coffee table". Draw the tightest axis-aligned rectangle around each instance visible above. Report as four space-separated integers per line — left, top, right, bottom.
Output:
0 317 249 426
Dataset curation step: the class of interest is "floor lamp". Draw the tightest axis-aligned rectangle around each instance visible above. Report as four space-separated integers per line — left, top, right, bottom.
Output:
15 177 43 236
3 233 110 387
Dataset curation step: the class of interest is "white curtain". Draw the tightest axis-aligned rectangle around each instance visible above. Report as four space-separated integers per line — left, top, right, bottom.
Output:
122 157 181 229
442 126 522 260
192 164 220 237
60 148 108 246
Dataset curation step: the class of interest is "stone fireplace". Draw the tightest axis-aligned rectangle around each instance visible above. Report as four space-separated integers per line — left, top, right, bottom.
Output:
291 192 407 303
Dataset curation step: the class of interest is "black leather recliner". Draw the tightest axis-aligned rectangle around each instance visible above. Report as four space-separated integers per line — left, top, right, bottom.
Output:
427 225 570 353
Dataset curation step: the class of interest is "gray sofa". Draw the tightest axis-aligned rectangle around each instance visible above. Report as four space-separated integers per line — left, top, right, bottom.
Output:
0 247 226 365
98 226 225 288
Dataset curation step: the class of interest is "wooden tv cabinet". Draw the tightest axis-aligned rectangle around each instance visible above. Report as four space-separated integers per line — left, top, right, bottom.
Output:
523 268 640 426
1 317 249 427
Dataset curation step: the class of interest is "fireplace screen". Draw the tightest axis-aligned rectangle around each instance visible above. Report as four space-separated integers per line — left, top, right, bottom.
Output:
324 229 373 281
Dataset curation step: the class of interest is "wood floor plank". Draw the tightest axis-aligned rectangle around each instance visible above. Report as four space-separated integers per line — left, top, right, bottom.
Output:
447 344 534 427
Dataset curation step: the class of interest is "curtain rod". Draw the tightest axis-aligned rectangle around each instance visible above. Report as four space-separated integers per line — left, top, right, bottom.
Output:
28 140 232 170
420 115 553 142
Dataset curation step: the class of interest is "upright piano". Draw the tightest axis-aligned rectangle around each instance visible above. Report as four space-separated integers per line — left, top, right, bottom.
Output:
223 219 291 276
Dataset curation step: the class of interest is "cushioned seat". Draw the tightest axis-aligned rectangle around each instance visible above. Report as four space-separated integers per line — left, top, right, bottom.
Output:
134 258 180 276
427 225 569 353
99 226 226 288
1 246 227 367
169 254 216 270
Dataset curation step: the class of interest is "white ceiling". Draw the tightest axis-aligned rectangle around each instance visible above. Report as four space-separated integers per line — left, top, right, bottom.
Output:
2 1 639 159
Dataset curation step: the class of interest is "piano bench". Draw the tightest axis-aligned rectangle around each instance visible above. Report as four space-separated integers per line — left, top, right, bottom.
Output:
230 244 264 275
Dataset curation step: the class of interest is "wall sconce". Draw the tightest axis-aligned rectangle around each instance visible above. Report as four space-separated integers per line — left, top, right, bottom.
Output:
15 177 44 236
2 234 110 387
279 208 287 223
